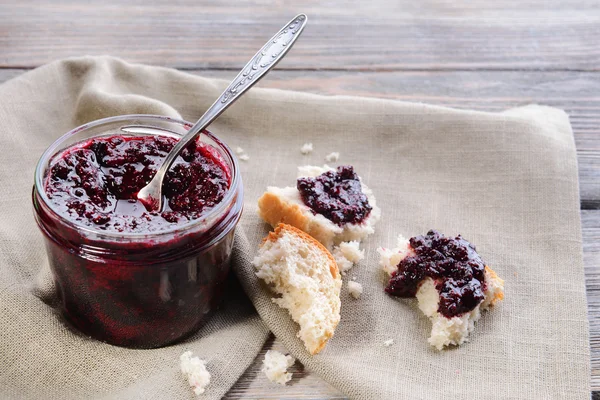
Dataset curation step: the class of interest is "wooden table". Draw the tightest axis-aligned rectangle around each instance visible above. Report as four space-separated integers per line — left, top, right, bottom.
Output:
2 1 598 397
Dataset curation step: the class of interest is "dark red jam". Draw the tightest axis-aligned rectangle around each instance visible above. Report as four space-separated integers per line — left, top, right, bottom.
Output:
34 130 242 348
385 230 486 318
296 165 372 225
44 135 230 233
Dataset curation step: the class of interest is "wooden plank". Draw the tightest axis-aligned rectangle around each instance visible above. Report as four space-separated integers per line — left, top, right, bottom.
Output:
4 69 597 203
583 210 600 391
0 69 27 83
223 335 346 399
0 1 599 70
192 69 600 205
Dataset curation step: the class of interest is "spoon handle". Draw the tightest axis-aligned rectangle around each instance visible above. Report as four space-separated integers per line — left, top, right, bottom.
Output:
216 14 307 106
141 14 308 209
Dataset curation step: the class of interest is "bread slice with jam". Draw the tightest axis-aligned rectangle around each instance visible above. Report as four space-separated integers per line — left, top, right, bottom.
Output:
258 165 381 251
379 231 504 350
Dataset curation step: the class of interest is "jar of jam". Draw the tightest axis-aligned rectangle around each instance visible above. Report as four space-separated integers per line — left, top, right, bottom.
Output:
32 115 243 348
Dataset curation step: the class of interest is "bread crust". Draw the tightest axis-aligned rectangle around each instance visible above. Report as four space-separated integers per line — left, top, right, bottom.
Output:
311 333 329 355
261 223 340 355
258 192 311 234
259 190 345 249
266 223 340 281
484 265 505 306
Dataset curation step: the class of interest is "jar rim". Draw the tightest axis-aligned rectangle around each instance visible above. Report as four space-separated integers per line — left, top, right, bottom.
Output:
34 114 241 239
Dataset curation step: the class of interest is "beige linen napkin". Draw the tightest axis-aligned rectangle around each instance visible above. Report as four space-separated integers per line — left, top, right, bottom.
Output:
0 57 270 400
0 56 590 399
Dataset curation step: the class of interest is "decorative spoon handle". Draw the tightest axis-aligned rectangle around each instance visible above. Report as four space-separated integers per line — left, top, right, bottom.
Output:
218 14 307 105
137 14 308 210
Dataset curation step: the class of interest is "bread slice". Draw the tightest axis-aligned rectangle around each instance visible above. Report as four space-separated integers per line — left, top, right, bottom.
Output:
253 223 342 355
258 165 381 250
379 235 505 350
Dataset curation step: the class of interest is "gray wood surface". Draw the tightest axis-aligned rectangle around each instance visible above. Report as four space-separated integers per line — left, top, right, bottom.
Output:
1 0 599 70
1 1 598 396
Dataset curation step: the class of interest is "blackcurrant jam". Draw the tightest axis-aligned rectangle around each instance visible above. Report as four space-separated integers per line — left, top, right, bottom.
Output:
385 230 487 318
33 115 243 348
297 165 372 225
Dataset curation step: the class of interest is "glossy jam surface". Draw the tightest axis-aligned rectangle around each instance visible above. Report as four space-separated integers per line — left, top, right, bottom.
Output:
44 135 230 233
297 165 372 225
385 230 486 318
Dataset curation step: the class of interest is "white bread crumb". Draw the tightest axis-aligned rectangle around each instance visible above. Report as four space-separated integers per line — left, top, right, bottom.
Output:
347 281 363 299
378 235 505 350
253 224 341 355
336 241 364 263
383 339 394 347
301 143 313 154
262 350 295 385
324 152 340 162
235 146 245 154
239 154 250 161
180 351 211 395
332 241 364 274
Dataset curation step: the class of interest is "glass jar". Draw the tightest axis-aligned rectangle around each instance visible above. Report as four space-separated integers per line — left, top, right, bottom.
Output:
32 115 243 348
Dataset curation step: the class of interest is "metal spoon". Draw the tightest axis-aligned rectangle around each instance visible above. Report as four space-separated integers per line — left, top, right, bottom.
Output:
137 14 308 211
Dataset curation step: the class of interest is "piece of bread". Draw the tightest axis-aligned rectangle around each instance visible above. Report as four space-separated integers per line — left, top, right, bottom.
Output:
379 235 505 350
253 223 342 355
333 240 365 274
261 350 296 385
347 280 363 299
257 165 381 250
180 351 211 395
300 143 313 154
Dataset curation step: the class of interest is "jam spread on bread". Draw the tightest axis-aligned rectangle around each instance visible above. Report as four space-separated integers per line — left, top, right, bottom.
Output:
296 165 372 225
45 135 230 233
385 230 487 318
